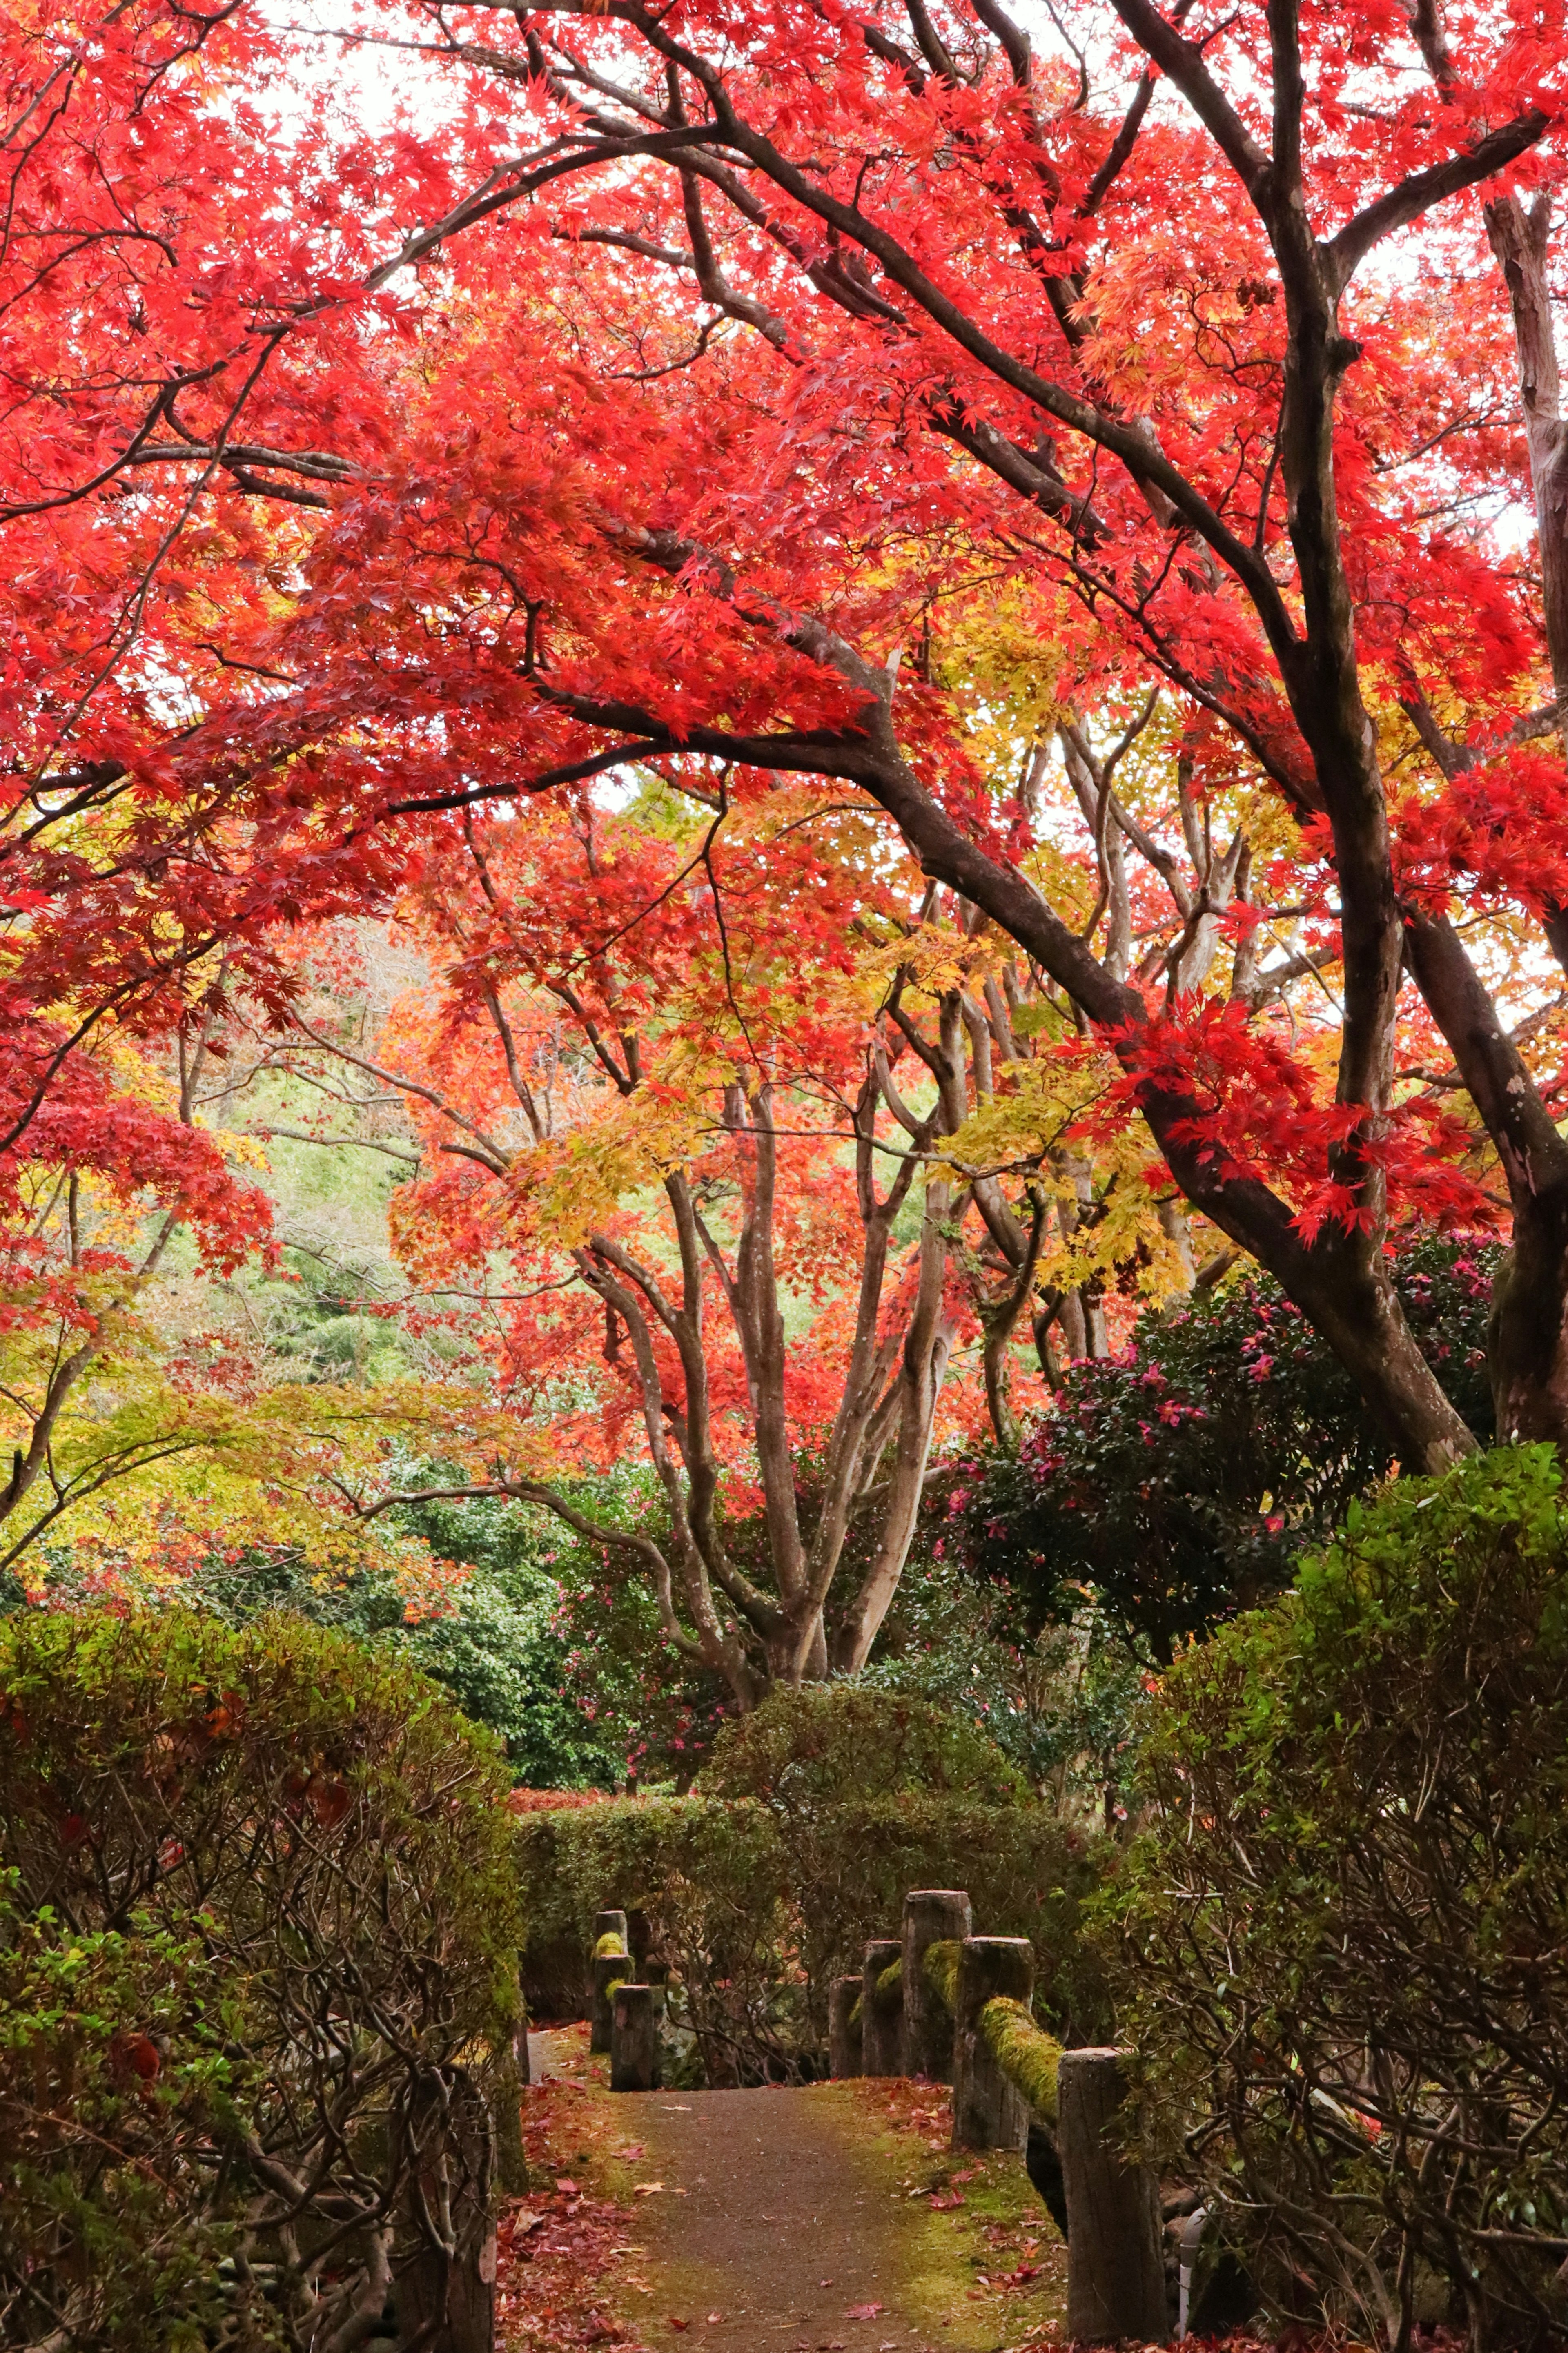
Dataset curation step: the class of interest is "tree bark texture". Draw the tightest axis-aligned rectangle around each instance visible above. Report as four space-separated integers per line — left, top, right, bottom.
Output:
951 1938 1033 2154
1059 2048 1167 2346
862 1938 902 2077
901 1890 972 2082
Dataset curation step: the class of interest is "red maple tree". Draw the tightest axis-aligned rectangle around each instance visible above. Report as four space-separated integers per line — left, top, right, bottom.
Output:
7 0 1568 1476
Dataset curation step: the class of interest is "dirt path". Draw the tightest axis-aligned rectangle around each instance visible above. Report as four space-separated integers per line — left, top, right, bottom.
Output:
523 2030 1066 2353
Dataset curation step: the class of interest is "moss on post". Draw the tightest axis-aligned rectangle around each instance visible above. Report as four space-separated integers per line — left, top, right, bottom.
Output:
979 1995 1062 2124
922 1938 962 2017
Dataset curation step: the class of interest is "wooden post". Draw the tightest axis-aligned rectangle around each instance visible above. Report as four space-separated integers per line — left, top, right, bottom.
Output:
1059 2048 1167 2345
610 1983 661 2091
592 1908 629 1949
862 1939 901 2077
589 1954 625 2055
901 1889 971 2082
829 1975 863 2079
952 1937 1033 2152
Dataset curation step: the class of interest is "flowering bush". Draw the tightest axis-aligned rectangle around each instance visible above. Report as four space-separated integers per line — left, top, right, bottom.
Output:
948 1237 1498 1659
1110 1447 1568 2350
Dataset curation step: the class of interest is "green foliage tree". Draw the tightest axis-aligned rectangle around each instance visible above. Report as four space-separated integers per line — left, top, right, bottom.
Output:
948 1239 1500 1661
1109 1448 1568 2351
0 1894 264 2353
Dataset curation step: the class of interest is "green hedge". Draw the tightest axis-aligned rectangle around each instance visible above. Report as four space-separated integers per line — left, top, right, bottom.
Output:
0 1610 521 2351
1110 1447 1568 2349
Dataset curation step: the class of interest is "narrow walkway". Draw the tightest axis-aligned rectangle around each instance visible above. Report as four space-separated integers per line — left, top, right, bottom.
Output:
614 2083 920 2353
525 2030 1064 2353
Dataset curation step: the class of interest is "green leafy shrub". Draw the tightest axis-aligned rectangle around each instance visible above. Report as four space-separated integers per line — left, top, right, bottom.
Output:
1111 1447 1568 2351
0 1610 521 2351
0 1891 268 2352
949 1237 1499 1660
518 1692 1105 2081
700 1685 1029 1806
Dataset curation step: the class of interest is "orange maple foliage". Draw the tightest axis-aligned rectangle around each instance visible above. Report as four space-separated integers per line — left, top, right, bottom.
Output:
5 0 1568 1550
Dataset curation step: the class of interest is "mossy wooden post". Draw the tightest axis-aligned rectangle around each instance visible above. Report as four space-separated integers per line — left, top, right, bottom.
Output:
591 1909 628 1964
862 1939 902 2076
588 1912 630 2054
610 1983 661 2091
590 1954 626 2054
952 1937 1033 2152
901 1890 971 2081
1059 2048 1167 2344
829 1975 863 2079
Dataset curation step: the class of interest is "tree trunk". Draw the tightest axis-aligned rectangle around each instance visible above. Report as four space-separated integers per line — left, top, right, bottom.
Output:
1058 2049 1167 2346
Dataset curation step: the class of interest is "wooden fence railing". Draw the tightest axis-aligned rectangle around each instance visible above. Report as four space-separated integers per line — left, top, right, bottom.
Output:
831 1886 1169 2345
583 1881 1172 2343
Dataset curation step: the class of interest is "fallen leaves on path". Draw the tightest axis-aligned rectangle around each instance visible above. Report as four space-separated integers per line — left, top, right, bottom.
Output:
499 2035 650 2353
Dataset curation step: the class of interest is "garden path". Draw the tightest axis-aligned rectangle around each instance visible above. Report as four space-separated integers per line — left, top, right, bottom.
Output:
526 2029 1060 2353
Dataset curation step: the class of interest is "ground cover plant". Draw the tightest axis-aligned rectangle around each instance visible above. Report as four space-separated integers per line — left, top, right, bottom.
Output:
1112 1446 1568 2351
0 1609 522 2351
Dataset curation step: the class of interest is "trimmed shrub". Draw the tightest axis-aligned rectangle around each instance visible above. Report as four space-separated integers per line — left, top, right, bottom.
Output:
0 1610 521 2352
0 1890 266 2352
1111 1448 1568 2352
700 1685 1029 1807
